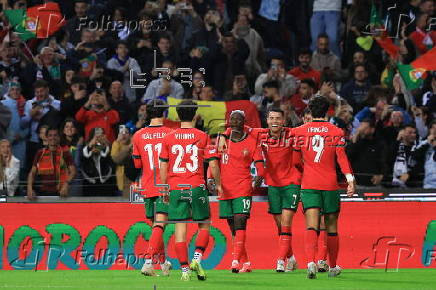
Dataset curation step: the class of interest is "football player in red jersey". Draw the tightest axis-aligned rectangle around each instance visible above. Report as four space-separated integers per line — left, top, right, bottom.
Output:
159 100 222 281
132 100 173 276
292 96 355 279
217 110 265 273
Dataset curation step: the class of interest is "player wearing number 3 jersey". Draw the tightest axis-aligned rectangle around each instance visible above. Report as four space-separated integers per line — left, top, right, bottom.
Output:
216 110 265 273
132 100 173 277
159 100 222 282
292 96 355 279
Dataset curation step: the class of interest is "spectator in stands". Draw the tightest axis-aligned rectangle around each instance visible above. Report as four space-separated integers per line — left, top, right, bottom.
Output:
60 118 84 196
0 139 20 196
288 49 321 88
111 125 133 197
232 13 266 86
310 34 342 80
0 43 22 87
224 74 251 101
186 70 206 99
420 73 436 115
199 85 216 101
108 81 132 124
1 81 27 170
169 1 203 53
210 31 249 95
0 103 11 140
61 77 88 119
255 56 298 98
290 78 316 117
65 0 92 45
409 13 436 55
416 121 436 188
22 80 61 171
126 104 148 134
142 33 180 74
340 64 371 111
384 125 421 187
257 0 283 49
81 127 116 196
349 51 380 85
347 120 385 187
21 46 67 98
251 81 281 123
310 0 342 57
75 88 120 142
27 127 76 199
142 60 184 102
106 41 141 103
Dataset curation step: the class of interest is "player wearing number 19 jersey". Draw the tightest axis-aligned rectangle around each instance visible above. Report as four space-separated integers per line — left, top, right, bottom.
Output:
292 96 355 279
159 100 222 282
218 111 265 273
132 100 173 277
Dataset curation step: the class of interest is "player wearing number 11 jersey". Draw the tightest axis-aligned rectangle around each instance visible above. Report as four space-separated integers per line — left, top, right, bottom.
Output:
132 100 173 277
292 96 355 279
159 100 222 282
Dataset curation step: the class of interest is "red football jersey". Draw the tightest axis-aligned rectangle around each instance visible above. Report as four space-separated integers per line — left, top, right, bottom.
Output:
293 121 352 190
159 128 213 190
132 126 173 197
218 129 264 200
224 126 302 187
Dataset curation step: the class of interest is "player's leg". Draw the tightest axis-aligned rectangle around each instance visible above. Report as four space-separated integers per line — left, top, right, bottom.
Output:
317 214 329 272
231 196 252 273
168 189 191 281
323 190 341 277
268 186 283 235
174 223 191 281
300 189 322 279
190 186 211 280
277 184 300 272
142 197 162 276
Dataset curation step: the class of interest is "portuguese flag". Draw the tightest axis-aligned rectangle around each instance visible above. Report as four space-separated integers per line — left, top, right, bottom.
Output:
5 3 65 41
397 63 426 90
411 47 436 72
166 97 261 134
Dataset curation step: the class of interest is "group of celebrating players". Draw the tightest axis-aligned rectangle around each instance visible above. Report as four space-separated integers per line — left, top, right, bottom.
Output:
132 96 356 281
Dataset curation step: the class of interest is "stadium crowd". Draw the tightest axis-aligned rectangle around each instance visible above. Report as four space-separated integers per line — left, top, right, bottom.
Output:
0 0 435 198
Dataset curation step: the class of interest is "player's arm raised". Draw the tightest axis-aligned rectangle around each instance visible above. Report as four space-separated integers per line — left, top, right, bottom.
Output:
335 133 355 197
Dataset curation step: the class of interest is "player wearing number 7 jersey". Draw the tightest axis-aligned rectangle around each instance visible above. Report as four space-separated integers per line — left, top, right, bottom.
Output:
132 100 173 277
159 100 222 282
292 96 356 279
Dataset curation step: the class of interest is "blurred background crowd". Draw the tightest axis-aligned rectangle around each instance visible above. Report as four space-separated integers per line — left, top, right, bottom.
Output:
0 0 435 198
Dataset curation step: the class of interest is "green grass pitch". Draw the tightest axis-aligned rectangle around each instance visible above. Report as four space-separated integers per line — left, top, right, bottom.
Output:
0 269 435 290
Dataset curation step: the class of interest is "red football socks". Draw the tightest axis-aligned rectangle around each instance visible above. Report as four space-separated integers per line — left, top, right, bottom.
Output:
317 230 328 261
278 226 291 260
327 233 339 268
233 230 246 261
305 228 318 263
175 241 188 268
195 229 210 255
146 226 163 262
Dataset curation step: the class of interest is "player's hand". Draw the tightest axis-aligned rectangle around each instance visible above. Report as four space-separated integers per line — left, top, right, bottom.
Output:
217 135 227 153
215 184 223 198
371 174 383 185
346 180 356 197
253 176 263 188
399 173 409 183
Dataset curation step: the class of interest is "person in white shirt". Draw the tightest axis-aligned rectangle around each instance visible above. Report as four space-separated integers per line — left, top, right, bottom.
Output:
0 139 20 196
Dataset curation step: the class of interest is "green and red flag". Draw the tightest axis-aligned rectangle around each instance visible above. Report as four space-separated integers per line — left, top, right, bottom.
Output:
397 63 427 90
411 47 436 72
4 2 65 41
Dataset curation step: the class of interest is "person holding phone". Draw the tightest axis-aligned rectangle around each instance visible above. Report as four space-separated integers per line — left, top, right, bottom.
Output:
111 124 133 197
75 88 120 142
81 127 116 196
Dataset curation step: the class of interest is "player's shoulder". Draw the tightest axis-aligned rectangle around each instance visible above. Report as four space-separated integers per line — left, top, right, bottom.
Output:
326 122 345 135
